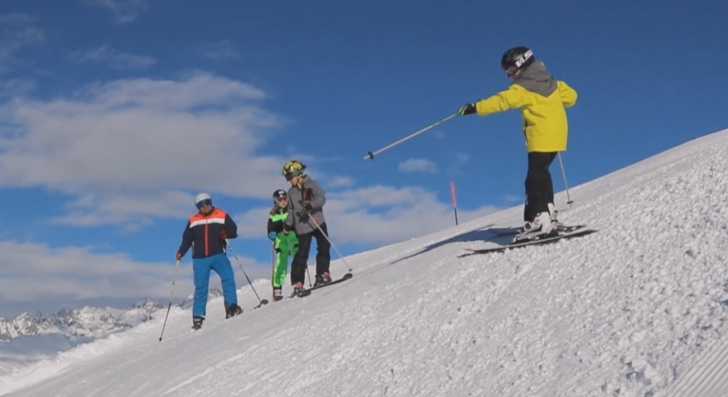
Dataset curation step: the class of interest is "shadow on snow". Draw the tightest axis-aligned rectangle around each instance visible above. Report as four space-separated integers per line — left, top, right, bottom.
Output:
389 223 520 264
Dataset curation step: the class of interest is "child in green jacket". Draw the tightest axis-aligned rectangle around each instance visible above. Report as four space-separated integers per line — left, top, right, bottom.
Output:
267 189 299 301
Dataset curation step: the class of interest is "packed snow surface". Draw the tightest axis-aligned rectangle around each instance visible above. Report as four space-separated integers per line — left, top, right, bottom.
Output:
2 129 728 397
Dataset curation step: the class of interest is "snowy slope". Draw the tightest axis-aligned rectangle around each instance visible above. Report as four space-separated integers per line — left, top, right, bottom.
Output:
0 291 226 380
2 129 728 397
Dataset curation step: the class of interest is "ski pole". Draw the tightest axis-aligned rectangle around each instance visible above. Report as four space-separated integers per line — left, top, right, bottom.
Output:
557 152 574 207
271 243 275 294
159 260 180 342
226 239 268 307
364 113 459 160
306 215 353 273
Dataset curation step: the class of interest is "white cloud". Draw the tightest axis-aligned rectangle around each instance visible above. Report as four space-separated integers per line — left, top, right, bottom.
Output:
233 185 500 247
398 158 438 174
233 205 273 239
71 45 155 69
0 71 497 252
327 176 355 188
0 14 45 72
50 191 192 227
446 152 471 175
326 185 498 246
0 239 271 311
201 40 241 61
454 152 469 164
0 72 290 226
81 0 149 24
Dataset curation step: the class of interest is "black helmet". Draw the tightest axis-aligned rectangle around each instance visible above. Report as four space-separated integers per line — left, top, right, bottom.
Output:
501 46 535 76
272 189 287 203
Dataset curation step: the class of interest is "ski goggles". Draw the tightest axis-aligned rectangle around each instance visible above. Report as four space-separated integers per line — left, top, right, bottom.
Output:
195 199 212 209
504 67 518 77
276 196 288 202
284 172 302 181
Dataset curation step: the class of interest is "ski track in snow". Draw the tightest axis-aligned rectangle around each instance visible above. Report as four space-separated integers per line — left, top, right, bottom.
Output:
1 129 728 397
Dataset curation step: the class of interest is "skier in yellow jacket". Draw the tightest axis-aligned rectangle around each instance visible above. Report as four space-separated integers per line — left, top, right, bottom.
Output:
458 46 577 242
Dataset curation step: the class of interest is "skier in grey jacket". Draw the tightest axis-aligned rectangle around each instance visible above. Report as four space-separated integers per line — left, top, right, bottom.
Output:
281 160 332 293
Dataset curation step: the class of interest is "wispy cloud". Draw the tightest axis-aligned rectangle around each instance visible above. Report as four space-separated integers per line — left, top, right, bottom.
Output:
0 71 496 250
398 158 438 174
454 152 469 164
327 176 355 188
0 72 287 227
0 14 45 72
0 79 35 98
234 185 500 247
71 45 155 69
0 240 270 314
81 0 149 24
447 152 470 175
201 40 241 61
325 185 498 246
50 191 192 228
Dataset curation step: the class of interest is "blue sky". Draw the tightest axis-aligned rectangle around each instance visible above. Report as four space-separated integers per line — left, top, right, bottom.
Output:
0 0 726 317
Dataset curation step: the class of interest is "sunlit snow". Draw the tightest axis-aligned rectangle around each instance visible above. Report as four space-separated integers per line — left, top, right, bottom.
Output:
2 129 728 397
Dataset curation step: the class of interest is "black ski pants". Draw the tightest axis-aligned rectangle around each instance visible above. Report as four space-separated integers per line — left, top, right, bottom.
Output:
290 222 331 284
524 152 557 222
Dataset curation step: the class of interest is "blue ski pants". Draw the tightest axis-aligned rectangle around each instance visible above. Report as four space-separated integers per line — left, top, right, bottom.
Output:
192 253 237 318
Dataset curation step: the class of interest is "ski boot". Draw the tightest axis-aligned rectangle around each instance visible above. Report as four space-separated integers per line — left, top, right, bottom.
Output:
225 304 243 319
513 212 556 243
548 203 565 232
292 282 306 297
192 316 204 330
273 286 283 302
314 272 332 287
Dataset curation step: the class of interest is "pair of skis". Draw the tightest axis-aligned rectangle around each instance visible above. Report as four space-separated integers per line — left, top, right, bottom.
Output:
462 224 597 255
290 272 354 298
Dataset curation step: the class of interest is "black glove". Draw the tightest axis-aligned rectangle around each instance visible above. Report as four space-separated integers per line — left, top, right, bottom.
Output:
458 103 477 116
300 201 313 214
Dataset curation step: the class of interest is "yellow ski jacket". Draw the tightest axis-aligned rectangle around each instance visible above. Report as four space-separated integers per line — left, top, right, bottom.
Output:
474 62 577 152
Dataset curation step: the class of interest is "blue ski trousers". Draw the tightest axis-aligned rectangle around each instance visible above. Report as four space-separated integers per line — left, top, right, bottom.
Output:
192 253 238 317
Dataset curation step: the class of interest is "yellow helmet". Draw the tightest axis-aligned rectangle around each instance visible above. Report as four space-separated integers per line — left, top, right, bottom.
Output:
282 160 306 180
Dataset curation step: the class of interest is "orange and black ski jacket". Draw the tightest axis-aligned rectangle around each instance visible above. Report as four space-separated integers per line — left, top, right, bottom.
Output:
177 207 238 259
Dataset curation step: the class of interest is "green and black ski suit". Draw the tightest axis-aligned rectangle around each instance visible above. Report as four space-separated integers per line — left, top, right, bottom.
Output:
268 207 299 288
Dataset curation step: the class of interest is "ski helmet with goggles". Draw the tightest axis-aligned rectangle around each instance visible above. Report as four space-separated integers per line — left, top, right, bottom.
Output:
194 192 212 209
501 46 535 76
282 160 306 180
272 189 287 203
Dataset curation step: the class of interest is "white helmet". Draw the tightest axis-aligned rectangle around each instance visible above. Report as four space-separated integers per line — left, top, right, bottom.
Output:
194 192 212 207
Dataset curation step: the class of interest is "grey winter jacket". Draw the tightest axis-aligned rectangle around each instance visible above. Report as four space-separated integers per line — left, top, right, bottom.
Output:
284 175 327 235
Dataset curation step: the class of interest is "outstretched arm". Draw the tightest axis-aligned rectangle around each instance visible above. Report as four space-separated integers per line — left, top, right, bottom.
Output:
474 85 527 116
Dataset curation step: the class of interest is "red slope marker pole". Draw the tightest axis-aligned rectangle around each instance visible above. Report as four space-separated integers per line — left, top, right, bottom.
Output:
450 181 459 226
